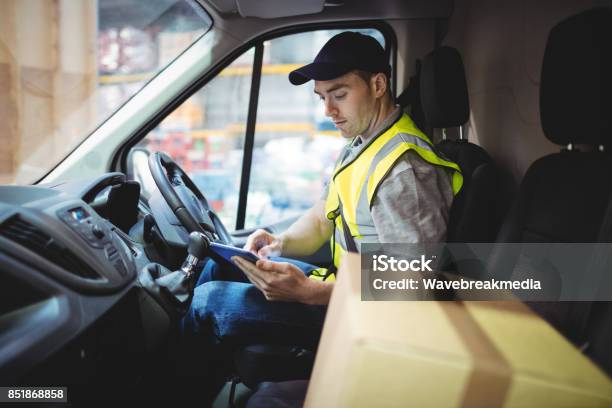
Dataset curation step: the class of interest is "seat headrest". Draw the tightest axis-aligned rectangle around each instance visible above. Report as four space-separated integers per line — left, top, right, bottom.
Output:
540 8 612 146
420 46 470 129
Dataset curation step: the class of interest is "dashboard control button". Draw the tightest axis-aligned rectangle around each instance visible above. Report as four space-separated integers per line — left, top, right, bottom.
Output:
92 225 105 239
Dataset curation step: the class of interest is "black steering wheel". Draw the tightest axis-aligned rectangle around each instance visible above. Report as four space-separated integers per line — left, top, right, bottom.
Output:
148 152 233 244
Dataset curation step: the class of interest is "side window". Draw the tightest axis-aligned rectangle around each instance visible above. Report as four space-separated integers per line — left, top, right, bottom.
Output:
246 29 386 228
138 48 254 228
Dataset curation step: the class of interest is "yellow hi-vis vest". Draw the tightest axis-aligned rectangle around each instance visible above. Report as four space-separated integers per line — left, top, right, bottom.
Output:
309 113 463 282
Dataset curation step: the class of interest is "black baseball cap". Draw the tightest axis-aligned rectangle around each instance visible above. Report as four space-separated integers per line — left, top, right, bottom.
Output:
289 31 390 85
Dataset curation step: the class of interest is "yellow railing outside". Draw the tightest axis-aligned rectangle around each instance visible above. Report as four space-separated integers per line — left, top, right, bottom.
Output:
183 123 340 138
99 63 304 84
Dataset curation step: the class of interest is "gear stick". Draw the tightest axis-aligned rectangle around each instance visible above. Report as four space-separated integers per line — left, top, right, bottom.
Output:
139 231 210 312
180 231 209 277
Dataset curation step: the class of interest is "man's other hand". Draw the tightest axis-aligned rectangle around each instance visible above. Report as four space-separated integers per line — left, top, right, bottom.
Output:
232 256 314 303
243 229 283 258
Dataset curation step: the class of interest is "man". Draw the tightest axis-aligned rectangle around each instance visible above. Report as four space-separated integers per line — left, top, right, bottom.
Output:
182 31 461 357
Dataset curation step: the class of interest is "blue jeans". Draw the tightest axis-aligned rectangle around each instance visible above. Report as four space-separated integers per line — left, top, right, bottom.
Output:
181 257 327 356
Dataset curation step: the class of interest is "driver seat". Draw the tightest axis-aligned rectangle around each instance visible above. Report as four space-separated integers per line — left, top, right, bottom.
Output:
420 46 499 243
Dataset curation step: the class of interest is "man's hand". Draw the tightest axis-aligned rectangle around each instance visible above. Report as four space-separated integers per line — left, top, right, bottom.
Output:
232 256 330 304
243 229 283 258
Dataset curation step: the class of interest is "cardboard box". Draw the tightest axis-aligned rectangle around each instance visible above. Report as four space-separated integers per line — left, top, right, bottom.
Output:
305 253 612 407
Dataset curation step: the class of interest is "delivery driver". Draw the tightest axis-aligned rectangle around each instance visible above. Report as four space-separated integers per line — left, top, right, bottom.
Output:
181 32 462 377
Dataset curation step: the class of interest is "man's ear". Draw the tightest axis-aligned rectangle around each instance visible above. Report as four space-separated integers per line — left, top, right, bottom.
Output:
371 73 387 99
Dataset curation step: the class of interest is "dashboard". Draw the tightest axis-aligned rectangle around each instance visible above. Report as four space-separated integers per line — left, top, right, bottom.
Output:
0 173 170 391
0 170 321 401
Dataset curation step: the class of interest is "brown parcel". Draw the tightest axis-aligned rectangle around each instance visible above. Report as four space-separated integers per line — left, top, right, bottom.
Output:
304 253 612 408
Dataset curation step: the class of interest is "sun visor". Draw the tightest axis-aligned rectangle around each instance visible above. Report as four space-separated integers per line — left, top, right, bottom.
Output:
236 0 324 18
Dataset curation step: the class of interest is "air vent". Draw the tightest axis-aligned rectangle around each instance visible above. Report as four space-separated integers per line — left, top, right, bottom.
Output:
0 216 103 280
105 245 122 264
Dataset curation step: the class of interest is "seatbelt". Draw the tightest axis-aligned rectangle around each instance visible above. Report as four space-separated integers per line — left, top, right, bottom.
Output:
339 201 358 253
320 200 357 281
334 144 359 254
321 146 358 280
395 60 428 135
596 191 612 242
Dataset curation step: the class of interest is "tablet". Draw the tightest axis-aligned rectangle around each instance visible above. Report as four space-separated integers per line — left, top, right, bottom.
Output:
209 242 260 265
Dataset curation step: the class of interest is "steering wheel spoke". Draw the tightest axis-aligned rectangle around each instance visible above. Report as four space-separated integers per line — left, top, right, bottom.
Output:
148 152 233 244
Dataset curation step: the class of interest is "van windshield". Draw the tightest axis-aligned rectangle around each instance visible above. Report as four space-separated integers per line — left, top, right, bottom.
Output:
0 0 211 185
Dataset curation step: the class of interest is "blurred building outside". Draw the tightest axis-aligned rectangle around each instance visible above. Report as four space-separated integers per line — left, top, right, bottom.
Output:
0 0 383 229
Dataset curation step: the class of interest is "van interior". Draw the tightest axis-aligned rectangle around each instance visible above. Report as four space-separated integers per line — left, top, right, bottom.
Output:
0 0 611 406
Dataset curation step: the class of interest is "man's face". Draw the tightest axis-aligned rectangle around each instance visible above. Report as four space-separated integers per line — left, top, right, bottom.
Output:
314 72 376 138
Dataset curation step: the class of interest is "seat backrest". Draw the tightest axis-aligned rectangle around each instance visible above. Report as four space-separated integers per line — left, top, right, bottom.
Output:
437 140 498 242
419 46 499 242
489 8 612 374
493 8 612 246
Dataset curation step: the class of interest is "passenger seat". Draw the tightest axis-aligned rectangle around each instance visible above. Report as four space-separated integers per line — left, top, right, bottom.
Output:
487 8 612 373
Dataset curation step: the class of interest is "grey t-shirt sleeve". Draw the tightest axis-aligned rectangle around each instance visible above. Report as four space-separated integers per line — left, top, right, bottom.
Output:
370 150 454 243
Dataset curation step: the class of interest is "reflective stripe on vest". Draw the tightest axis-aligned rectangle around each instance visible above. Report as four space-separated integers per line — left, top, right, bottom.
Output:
321 113 463 276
